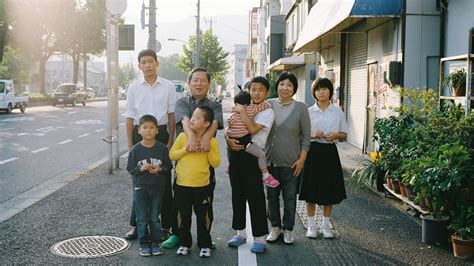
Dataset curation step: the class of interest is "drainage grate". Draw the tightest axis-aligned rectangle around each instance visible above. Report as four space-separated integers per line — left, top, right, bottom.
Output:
51 236 130 258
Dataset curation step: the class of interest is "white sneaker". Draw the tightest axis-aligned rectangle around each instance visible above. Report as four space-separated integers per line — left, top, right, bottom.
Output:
322 226 334 239
199 248 211 258
266 227 282 242
176 246 190 256
306 224 318 239
283 229 294 244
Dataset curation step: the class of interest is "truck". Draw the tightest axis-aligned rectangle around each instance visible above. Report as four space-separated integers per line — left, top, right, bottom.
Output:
0 79 28 113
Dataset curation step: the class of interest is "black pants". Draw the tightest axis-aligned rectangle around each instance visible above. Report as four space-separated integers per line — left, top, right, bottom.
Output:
166 167 216 235
228 149 268 237
175 184 212 248
129 125 173 229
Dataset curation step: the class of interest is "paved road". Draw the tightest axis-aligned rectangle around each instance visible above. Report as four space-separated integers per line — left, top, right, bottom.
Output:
0 101 127 204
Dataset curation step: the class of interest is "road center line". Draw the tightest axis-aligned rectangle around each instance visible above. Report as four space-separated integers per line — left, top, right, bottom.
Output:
95 129 105 132
17 133 27 136
58 139 73 145
0 157 19 165
31 147 49 154
78 133 90 138
238 202 257 266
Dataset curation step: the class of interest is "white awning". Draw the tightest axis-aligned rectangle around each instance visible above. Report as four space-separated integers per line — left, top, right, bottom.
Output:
294 0 354 53
267 55 305 71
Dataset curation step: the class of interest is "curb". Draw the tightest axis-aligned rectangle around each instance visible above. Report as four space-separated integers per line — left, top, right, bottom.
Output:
27 98 109 107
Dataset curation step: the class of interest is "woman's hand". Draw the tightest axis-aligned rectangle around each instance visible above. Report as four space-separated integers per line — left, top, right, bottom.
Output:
149 166 161 174
226 137 245 151
325 132 338 142
311 130 325 139
292 158 305 177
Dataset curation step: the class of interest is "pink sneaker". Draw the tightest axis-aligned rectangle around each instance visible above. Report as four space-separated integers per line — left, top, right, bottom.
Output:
263 174 280 188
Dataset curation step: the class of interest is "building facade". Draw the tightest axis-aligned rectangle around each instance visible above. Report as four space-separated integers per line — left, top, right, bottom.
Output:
226 44 248 97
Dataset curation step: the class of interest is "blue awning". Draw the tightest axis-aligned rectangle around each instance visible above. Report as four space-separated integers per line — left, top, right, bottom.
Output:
294 0 402 53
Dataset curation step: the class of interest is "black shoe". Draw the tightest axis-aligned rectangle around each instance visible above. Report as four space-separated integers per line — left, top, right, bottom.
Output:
124 227 137 240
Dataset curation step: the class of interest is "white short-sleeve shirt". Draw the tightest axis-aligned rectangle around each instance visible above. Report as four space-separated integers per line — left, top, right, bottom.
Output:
308 103 348 144
252 108 275 148
125 76 176 126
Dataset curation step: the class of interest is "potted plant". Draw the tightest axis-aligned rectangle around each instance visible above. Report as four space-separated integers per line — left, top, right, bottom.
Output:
352 160 385 192
443 68 466 97
409 143 471 245
449 204 474 260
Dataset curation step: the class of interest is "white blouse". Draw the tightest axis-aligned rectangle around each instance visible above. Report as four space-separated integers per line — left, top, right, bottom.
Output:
308 103 348 143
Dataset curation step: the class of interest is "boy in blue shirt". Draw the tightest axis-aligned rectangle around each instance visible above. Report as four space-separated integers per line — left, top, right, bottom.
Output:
127 115 173 257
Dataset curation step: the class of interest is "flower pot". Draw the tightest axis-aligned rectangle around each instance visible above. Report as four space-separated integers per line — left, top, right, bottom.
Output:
405 186 415 202
392 180 401 194
386 176 393 190
452 84 466 97
421 214 449 245
452 234 474 260
399 182 407 197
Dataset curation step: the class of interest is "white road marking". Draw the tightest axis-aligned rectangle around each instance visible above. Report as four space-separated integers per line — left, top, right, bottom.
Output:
238 203 257 266
31 147 49 154
0 127 14 131
78 133 90 138
17 133 27 136
0 157 19 165
33 133 45 136
58 139 73 145
73 120 103 125
37 126 53 131
67 111 77 115
95 129 105 132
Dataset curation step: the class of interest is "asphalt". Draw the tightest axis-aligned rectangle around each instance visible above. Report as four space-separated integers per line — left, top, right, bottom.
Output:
1 106 473 264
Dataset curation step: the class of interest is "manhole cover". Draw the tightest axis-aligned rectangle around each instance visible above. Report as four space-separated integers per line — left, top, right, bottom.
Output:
51 236 130 258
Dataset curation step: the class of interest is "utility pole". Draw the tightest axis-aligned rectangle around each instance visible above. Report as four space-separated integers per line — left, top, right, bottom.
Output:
147 0 156 51
195 0 200 68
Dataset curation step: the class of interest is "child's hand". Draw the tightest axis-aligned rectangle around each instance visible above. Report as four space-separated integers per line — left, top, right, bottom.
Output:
149 166 161 174
234 104 246 113
140 163 152 172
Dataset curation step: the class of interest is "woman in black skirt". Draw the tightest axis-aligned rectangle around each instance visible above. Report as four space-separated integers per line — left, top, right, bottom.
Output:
299 78 347 239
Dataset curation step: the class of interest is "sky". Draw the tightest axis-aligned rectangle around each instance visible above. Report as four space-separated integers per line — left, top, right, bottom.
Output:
117 0 260 65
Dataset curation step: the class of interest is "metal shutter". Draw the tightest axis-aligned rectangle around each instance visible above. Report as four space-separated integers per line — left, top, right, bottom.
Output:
346 32 367 149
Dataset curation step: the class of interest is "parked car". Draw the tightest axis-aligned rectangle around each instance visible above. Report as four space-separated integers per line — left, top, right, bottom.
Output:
86 88 96 99
52 83 87 106
0 79 28 113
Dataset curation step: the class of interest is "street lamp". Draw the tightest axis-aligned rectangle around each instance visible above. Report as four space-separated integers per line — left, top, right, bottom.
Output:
168 38 197 68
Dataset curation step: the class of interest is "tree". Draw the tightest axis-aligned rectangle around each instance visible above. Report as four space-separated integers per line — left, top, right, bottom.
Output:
158 54 188 81
177 30 229 83
62 0 106 84
118 63 136 88
0 45 34 88
7 0 74 94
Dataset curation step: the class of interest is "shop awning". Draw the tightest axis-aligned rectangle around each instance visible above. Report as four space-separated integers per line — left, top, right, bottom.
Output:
294 0 403 53
267 55 305 71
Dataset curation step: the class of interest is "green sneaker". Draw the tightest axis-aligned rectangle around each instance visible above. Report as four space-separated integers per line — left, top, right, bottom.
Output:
161 235 179 249
211 241 216 250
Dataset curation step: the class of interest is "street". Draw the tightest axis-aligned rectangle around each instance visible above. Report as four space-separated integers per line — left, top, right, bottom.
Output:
0 101 127 205
0 98 465 265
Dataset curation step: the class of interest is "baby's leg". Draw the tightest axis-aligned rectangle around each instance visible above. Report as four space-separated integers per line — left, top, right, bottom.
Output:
245 143 267 172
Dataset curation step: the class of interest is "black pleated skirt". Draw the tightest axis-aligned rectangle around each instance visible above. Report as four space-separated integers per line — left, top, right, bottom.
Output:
299 142 347 205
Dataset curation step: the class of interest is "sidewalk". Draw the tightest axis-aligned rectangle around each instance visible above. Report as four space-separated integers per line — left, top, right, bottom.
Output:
0 130 470 264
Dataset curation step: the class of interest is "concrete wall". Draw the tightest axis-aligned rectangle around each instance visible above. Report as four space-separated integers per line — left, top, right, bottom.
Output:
445 0 474 56
404 0 440 90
